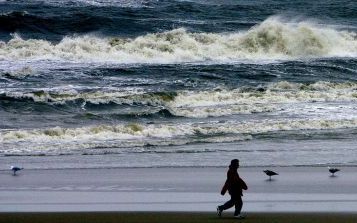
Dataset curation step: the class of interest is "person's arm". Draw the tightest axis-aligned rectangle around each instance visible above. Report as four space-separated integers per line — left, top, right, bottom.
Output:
221 180 228 195
240 178 248 190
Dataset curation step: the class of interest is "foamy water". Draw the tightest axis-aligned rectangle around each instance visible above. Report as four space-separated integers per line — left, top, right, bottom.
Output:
1 18 356 64
1 0 357 168
2 118 357 155
2 81 356 117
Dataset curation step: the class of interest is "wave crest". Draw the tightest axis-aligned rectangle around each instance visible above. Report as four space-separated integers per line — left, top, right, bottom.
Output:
1 17 356 63
2 81 357 118
1 118 357 155
239 18 357 57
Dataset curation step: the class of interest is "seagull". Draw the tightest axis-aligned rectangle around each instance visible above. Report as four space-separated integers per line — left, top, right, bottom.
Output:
263 170 278 180
328 167 340 176
11 166 23 175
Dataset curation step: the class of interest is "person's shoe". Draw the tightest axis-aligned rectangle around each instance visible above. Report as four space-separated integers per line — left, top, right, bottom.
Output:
216 206 222 217
234 214 245 219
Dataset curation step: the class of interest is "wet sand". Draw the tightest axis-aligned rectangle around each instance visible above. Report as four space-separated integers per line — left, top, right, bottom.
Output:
0 166 356 213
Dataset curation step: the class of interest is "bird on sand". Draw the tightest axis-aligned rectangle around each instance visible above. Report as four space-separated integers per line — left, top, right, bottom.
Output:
263 170 278 180
11 166 23 175
328 167 340 176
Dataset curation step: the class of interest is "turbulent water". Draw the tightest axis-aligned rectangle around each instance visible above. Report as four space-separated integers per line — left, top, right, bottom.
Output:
1 0 357 169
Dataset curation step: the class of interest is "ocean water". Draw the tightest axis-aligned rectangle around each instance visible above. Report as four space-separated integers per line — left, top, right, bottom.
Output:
1 0 357 169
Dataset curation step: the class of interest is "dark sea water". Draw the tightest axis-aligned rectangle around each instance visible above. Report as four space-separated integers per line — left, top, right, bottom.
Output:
1 0 357 169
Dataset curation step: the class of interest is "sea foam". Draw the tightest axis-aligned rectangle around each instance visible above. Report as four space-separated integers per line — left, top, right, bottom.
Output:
1 118 357 155
2 81 357 118
1 17 356 64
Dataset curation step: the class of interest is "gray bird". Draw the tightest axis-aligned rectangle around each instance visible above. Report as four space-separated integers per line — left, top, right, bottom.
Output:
11 166 23 175
328 167 340 176
263 170 278 180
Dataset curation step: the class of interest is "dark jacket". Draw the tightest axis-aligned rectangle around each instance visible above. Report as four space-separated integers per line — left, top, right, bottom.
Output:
220 166 248 196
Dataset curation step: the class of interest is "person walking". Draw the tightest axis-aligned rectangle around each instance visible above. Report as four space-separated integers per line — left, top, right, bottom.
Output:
217 159 248 219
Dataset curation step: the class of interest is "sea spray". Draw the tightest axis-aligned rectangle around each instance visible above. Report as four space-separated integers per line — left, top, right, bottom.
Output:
1 17 356 63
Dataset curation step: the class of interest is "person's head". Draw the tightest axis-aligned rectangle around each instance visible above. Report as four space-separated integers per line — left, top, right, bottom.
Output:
230 159 239 169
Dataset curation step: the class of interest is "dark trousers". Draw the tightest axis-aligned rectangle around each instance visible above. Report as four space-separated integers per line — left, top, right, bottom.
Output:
218 194 243 216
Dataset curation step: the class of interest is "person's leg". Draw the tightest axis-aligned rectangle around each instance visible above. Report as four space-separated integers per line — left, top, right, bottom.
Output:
234 196 243 216
218 196 235 211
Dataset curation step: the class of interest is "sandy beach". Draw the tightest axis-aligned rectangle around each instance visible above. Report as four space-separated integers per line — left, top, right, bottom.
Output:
2 1 357 223
1 166 356 213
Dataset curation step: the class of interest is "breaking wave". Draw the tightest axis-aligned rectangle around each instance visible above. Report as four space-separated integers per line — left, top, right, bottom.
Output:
1 118 357 155
2 81 357 118
1 17 356 64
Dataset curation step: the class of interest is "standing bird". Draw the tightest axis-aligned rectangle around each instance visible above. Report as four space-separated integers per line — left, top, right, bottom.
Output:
11 166 23 175
263 170 278 180
328 167 340 176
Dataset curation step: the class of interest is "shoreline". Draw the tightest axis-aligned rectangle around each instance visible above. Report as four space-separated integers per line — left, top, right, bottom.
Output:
1 164 356 172
2 138 357 169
